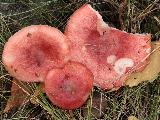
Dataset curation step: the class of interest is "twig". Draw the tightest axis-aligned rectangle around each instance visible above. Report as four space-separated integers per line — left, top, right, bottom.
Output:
119 0 128 30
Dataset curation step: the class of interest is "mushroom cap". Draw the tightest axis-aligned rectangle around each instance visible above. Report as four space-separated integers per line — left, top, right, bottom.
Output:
2 25 69 82
64 4 151 90
44 61 93 109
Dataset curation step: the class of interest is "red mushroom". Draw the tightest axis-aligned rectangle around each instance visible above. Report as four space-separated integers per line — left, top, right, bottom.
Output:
44 61 93 109
64 4 151 90
2 25 69 82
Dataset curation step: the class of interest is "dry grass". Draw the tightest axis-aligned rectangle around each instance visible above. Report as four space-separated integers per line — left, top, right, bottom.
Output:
0 0 160 120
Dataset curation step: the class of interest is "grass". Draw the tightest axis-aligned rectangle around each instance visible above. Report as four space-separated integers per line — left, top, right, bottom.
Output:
0 0 160 119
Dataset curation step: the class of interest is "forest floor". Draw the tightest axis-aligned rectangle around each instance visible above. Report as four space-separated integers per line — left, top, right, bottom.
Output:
0 0 160 120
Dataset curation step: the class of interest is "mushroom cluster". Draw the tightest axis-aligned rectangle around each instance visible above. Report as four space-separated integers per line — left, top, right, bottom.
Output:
3 4 157 110
2 25 94 109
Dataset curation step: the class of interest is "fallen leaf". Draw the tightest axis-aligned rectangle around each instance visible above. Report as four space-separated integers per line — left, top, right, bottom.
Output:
4 78 27 112
128 115 139 120
125 41 160 87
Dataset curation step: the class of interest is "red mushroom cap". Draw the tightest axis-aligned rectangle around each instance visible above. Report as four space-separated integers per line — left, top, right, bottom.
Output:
44 61 93 109
2 25 69 82
64 4 151 90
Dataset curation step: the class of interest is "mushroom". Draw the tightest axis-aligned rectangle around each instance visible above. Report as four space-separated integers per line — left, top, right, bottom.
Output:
125 41 160 87
2 25 69 82
44 61 93 109
64 4 151 90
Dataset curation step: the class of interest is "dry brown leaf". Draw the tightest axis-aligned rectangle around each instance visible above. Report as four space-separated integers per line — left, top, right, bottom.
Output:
128 116 139 120
4 78 27 112
125 41 160 87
